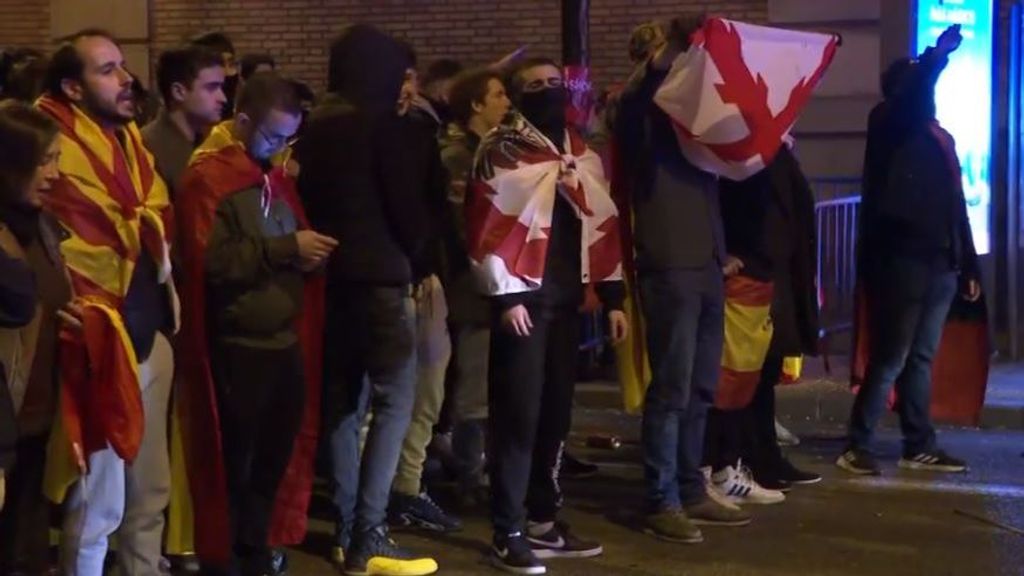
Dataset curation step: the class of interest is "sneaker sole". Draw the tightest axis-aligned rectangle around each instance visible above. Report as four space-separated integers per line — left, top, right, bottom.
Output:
531 545 604 560
786 476 823 485
897 459 967 473
642 527 704 544
345 558 439 576
489 555 547 575
835 456 880 476
689 517 753 527
730 495 786 506
395 513 463 534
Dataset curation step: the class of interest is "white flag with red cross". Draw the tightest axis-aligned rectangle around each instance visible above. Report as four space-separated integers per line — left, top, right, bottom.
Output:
654 18 839 181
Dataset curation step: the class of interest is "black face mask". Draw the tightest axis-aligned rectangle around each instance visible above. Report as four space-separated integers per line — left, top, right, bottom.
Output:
518 87 569 147
222 74 240 118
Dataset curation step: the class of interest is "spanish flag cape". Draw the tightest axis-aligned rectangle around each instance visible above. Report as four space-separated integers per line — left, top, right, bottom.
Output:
35 96 174 502
168 123 325 564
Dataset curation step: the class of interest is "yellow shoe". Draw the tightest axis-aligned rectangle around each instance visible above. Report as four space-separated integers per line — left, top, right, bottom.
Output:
344 526 438 576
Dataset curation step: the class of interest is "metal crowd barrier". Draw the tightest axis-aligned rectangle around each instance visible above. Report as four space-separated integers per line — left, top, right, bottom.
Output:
811 179 861 372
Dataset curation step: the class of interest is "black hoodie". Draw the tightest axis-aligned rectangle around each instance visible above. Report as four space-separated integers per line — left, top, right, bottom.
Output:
294 25 432 287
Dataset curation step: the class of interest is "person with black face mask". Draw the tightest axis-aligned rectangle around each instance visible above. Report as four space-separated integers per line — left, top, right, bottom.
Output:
466 58 628 575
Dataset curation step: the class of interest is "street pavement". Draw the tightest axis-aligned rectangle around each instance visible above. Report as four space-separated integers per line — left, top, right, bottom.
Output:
279 417 1024 576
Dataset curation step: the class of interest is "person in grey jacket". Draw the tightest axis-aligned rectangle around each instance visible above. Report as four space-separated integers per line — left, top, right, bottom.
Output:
615 15 749 544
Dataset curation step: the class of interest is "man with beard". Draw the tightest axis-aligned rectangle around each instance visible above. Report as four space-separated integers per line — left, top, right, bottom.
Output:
143 46 226 198
295 24 437 576
467 58 628 574
38 29 177 576
190 32 238 119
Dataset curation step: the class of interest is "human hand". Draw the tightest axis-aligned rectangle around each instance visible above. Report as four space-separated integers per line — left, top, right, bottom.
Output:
963 279 982 302
56 301 84 332
501 304 533 337
608 310 629 344
722 255 745 277
937 24 963 56
296 230 338 270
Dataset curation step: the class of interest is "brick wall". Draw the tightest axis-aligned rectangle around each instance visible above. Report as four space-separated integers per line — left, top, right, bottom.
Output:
147 0 767 94
0 0 49 50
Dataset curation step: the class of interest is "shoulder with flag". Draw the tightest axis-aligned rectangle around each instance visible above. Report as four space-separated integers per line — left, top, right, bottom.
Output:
466 112 622 297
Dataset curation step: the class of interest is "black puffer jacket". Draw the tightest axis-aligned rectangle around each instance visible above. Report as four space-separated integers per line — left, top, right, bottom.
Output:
294 25 432 287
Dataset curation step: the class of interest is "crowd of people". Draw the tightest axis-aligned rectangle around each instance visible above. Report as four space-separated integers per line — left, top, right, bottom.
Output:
0 14 981 576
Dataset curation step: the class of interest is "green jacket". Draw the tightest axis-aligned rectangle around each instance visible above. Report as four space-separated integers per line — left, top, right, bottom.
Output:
205 185 304 349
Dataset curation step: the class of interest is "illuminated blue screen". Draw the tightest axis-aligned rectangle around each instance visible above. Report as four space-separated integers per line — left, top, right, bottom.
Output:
916 0 993 255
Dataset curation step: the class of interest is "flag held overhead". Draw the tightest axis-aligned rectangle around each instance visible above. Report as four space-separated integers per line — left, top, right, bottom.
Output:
654 18 839 181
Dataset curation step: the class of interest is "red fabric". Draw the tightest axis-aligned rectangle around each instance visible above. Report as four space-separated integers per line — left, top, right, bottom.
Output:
58 306 143 466
175 145 324 564
850 284 989 426
715 368 760 410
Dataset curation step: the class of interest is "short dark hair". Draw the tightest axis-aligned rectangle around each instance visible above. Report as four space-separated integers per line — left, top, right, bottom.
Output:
0 100 58 204
43 28 118 100
189 31 235 56
155 46 224 106
448 68 503 127
239 53 276 80
506 56 560 100
235 72 302 124
422 58 463 89
882 57 914 100
3 53 48 102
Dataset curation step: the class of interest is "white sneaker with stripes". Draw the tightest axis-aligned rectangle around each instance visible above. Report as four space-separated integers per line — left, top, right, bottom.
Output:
711 462 786 505
701 467 742 511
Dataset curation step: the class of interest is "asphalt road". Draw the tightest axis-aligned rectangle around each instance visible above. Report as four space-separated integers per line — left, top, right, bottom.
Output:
277 421 1024 576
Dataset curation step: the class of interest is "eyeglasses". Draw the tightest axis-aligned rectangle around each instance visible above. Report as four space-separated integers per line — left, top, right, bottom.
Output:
257 125 290 149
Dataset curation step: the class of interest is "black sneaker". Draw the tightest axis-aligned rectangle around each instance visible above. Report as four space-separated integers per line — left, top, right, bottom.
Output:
526 521 603 559
749 468 792 493
899 450 967 473
344 525 438 576
560 452 599 480
491 532 546 575
773 458 822 485
389 491 463 533
836 449 881 476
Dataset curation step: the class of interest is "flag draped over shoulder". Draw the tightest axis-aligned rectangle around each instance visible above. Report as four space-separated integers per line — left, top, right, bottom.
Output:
36 96 174 503
169 122 325 564
654 18 838 181
466 112 622 296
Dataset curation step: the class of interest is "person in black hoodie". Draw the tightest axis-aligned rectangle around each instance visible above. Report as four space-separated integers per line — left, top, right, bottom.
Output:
293 24 438 576
838 24 980 476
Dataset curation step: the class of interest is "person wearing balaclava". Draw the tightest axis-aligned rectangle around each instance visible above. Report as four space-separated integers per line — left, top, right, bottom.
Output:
467 57 628 575
292 24 438 576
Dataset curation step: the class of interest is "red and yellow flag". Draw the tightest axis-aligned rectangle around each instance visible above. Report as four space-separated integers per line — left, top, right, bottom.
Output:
36 95 174 503
715 276 774 409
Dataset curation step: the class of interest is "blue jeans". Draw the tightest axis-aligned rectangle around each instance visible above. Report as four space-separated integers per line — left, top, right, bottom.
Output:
639 266 724 510
324 286 418 546
848 257 958 456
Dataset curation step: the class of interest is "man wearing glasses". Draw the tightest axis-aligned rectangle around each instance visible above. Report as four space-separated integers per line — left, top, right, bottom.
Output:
176 72 337 575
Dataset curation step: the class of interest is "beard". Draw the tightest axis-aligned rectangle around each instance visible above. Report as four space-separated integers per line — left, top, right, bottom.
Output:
81 88 134 126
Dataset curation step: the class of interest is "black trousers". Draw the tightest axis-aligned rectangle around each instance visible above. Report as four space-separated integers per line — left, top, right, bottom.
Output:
489 305 579 535
212 342 305 566
703 355 784 471
0 432 52 574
